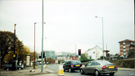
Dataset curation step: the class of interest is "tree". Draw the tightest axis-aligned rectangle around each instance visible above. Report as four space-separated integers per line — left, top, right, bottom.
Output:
0 31 30 66
80 54 92 62
100 56 106 59
128 51 134 58
46 57 55 64
3 44 30 64
30 52 38 61
0 31 18 66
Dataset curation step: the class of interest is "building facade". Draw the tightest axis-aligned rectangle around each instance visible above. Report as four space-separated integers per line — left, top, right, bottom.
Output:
55 52 75 60
85 45 106 60
119 39 135 58
44 51 55 60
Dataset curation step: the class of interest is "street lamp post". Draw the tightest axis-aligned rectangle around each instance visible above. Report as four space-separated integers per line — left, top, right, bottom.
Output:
41 0 44 72
34 22 45 69
12 24 16 71
34 22 36 69
95 16 104 60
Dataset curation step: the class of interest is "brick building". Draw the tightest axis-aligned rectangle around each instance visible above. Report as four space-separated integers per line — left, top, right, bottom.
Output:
118 39 135 58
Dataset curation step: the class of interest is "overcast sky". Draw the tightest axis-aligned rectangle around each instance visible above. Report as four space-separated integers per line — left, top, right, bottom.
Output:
0 0 134 54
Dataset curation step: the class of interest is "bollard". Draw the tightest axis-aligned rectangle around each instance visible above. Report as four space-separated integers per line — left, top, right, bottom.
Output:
58 64 64 76
44 64 47 69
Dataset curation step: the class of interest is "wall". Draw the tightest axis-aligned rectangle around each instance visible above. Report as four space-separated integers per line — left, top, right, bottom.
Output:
109 59 135 68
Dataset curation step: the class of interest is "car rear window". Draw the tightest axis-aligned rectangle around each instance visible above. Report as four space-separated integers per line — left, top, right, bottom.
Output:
99 61 112 65
71 61 81 64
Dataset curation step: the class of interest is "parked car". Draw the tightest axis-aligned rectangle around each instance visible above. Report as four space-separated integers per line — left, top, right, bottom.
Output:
3 63 12 70
80 60 118 76
63 60 82 72
17 65 23 69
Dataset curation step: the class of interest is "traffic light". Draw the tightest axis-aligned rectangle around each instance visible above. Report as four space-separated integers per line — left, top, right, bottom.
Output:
78 49 81 55
43 52 45 58
13 54 18 60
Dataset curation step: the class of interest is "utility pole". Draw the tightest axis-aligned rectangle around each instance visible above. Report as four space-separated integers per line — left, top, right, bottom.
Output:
12 24 16 71
41 0 44 72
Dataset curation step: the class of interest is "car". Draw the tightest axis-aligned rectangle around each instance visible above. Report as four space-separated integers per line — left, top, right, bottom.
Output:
63 60 82 72
4 63 23 70
17 65 23 69
34 62 39 65
3 63 12 70
80 60 118 76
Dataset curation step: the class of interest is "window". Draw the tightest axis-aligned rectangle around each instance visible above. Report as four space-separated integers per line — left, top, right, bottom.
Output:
91 61 96 65
123 42 125 45
131 42 134 44
96 62 100 65
123 46 126 49
87 62 92 66
71 61 81 64
99 61 112 65
67 61 71 65
123 49 126 51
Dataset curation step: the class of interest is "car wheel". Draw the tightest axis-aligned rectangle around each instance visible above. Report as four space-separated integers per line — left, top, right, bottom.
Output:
64 68 65 72
80 69 84 74
69 68 72 72
109 72 114 76
95 70 101 76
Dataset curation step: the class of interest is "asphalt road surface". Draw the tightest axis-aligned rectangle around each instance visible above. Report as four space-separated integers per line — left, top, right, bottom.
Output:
47 64 135 76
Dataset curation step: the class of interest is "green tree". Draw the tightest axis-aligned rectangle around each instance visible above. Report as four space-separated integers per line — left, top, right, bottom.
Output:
30 52 38 60
0 31 17 66
46 57 55 64
0 31 30 66
100 56 106 59
80 54 92 62
128 51 134 58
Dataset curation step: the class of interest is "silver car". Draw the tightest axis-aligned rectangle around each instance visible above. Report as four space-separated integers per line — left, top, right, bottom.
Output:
80 60 117 76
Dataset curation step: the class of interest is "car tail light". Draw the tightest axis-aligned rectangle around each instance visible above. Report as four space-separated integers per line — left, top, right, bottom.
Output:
71 65 74 68
102 65 107 69
81 64 83 67
115 65 117 68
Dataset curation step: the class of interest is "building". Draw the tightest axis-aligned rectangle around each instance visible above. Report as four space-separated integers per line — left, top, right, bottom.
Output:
37 51 55 64
118 39 135 58
44 51 55 60
85 45 106 60
55 52 75 60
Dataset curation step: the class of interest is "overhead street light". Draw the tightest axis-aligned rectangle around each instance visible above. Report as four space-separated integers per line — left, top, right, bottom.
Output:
95 16 105 60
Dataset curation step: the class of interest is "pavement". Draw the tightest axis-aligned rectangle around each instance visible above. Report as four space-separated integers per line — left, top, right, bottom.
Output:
1 67 70 76
118 68 135 71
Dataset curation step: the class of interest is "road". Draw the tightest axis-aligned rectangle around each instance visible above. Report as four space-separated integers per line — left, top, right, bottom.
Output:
47 64 135 76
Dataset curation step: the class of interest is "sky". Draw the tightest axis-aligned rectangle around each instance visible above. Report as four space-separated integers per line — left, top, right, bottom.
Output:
0 0 134 54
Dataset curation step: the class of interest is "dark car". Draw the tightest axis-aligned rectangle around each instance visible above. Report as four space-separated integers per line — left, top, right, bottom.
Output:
63 60 82 72
3 63 12 70
80 60 117 76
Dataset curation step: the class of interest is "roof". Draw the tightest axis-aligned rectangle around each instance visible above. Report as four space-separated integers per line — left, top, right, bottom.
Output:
119 39 135 43
104 50 110 52
87 45 102 51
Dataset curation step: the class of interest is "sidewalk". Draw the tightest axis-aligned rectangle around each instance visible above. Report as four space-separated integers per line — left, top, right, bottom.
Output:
118 68 135 71
1 67 70 76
